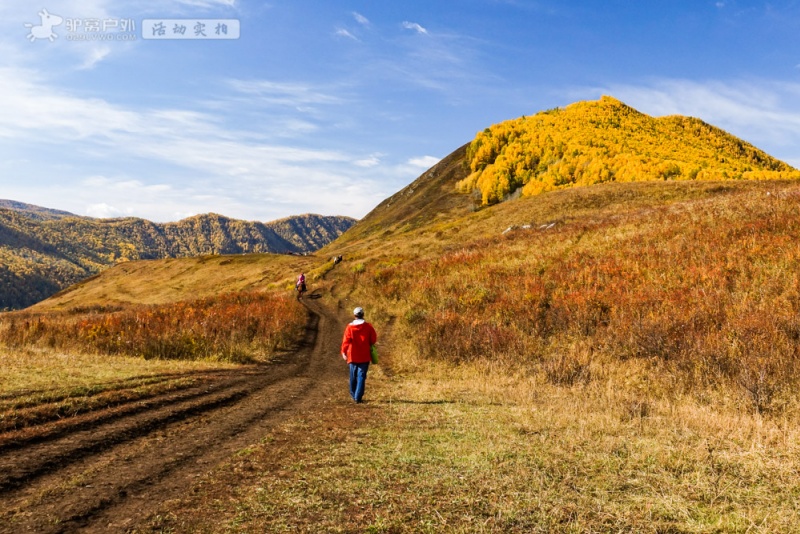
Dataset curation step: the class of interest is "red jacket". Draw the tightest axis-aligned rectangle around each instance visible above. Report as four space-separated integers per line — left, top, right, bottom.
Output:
341 319 377 364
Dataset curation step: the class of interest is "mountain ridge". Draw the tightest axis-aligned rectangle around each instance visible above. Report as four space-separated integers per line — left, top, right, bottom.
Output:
0 199 81 221
0 206 355 310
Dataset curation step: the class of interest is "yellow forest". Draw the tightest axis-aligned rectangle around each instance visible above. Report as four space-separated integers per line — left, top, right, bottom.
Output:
458 96 800 205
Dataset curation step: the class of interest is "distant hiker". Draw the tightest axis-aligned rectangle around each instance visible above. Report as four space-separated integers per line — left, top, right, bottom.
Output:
333 255 343 265
341 307 378 403
296 273 307 299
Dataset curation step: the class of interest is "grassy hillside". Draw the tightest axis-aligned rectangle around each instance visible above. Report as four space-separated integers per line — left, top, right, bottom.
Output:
351 179 800 408
331 143 473 250
0 208 354 310
458 96 800 205
30 252 317 311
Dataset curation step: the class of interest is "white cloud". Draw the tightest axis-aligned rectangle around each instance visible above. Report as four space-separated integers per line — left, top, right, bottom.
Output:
354 153 383 168
226 79 343 107
402 21 428 35
78 45 112 70
82 176 172 193
335 28 358 41
333 12 369 43
408 155 440 169
85 202 132 218
353 12 369 26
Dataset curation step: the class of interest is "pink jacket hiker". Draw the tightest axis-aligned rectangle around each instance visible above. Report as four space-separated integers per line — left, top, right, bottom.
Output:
340 319 377 364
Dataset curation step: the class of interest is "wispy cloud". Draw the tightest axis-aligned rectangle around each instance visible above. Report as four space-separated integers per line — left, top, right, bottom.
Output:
78 45 112 70
354 153 384 168
226 79 344 107
332 12 370 43
0 67 394 220
408 155 440 169
335 28 358 41
402 21 428 34
353 12 369 26
375 27 495 99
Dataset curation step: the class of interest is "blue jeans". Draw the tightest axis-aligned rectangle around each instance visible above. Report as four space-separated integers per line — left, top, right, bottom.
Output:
349 362 370 402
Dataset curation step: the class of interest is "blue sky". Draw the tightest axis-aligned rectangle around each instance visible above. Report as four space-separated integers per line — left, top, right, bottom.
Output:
2 1 800 222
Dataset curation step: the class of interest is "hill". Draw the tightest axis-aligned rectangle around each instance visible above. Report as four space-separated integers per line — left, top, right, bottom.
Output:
0 207 355 310
0 199 80 220
267 213 361 252
457 96 800 205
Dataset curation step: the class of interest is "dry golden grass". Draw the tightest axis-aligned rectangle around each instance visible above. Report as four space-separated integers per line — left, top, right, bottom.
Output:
0 346 233 397
0 345 237 432
140 360 800 533
31 252 319 312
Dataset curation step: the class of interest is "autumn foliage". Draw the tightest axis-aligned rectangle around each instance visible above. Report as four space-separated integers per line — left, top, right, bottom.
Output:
359 182 800 414
457 96 800 205
0 291 306 363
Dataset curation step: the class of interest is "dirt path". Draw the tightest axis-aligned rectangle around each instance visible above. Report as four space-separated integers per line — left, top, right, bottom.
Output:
0 294 349 533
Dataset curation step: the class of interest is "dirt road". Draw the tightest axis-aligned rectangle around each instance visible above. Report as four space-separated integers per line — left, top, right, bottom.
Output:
0 295 349 533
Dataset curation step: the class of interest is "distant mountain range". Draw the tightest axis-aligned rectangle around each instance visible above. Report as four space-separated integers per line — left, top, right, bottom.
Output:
0 199 80 221
0 202 355 310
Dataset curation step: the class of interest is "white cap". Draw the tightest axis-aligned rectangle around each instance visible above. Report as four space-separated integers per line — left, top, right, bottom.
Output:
353 307 364 318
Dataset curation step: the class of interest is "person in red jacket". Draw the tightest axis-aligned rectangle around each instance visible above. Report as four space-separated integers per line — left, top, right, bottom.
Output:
341 306 377 403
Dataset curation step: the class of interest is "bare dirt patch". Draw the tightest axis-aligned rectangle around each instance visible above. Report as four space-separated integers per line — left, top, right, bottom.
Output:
0 295 352 533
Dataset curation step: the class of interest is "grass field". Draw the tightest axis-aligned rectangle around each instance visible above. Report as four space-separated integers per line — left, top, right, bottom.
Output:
136 361 800 533
0 346 238 433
